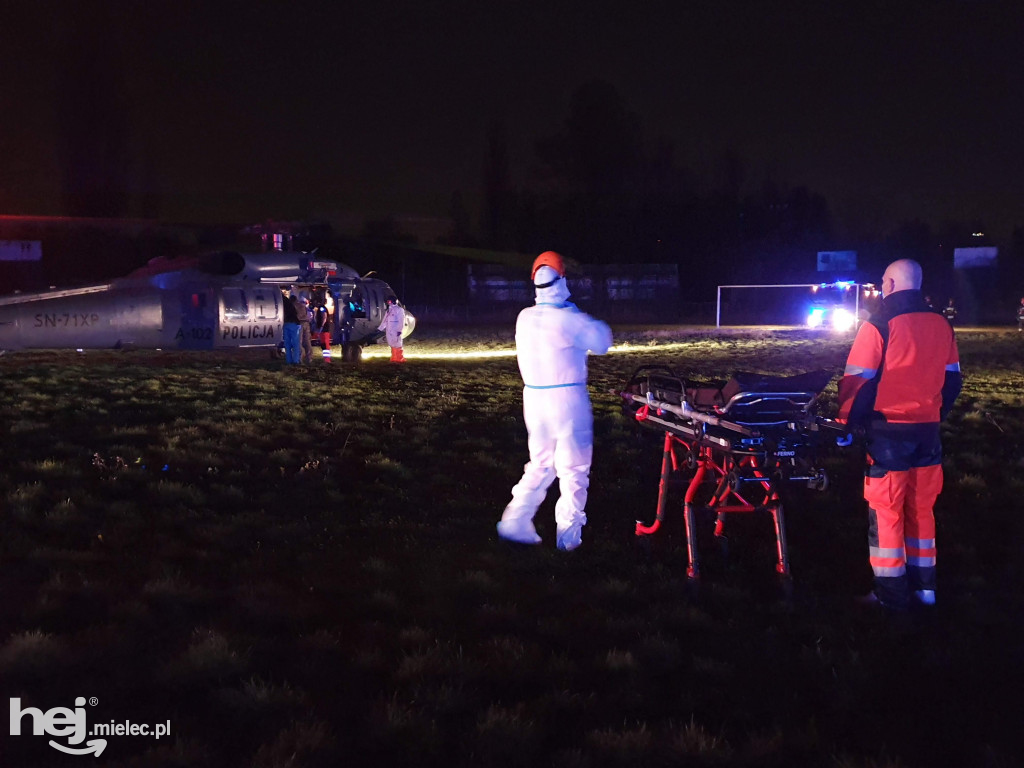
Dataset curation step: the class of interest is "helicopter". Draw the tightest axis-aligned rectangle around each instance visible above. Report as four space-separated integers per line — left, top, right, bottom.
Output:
0 249 414 362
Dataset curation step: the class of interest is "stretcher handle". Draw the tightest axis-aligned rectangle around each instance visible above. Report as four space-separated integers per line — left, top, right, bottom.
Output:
623 392 757 437
808 415 849 434
808 416 864 446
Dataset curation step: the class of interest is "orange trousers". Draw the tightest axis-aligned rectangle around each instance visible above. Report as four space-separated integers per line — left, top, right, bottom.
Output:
864 426 943 607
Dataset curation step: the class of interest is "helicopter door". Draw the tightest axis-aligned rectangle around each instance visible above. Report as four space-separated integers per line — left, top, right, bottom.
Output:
363 284 381 325
337 283 370 361
217 286 279 347
177 286 217 349
250 286 280 344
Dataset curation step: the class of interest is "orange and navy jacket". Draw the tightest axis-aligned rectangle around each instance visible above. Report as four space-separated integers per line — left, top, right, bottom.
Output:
837 289 961 426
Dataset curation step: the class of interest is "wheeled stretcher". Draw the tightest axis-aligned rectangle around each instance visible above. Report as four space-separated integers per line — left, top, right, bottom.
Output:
621 367 844 582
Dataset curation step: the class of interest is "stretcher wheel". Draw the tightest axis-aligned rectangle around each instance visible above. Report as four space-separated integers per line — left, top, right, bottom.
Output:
778 574 794 601
633 531 653 559
807 469 829 492
727 470 742 493
684 576 701 602
716 534 730 559
683 449 697 471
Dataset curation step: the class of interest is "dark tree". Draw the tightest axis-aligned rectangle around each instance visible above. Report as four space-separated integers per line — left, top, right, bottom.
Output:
1007 226 1024 293
56 7 130 217
445 190 474 247
536 80 641 200
534 80 644 261
481 118 513 249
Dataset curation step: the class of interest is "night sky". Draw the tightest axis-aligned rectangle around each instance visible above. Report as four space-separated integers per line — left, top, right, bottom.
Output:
2 1 1021 241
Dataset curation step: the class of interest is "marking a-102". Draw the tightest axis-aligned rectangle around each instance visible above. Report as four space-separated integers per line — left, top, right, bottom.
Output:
0 250 414 361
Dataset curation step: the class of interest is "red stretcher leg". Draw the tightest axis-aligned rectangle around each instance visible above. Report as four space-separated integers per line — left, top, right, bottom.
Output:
771 502 791 576
684 502 700 579
636 432 676 536
683 454 708 580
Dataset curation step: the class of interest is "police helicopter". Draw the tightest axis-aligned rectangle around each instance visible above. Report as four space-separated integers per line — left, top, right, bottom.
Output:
0 249 415 362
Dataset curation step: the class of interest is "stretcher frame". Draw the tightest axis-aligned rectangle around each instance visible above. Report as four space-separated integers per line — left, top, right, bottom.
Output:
621 367 842 582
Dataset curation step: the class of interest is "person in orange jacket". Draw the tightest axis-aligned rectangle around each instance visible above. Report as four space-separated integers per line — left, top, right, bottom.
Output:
837 259 961 610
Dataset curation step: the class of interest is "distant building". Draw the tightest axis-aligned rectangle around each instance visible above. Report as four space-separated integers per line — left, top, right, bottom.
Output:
468 263 679 321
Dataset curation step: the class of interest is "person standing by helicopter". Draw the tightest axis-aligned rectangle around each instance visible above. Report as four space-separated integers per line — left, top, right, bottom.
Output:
314 299 333 362
298 297 314 364
281 291 302 364
378 297 406 363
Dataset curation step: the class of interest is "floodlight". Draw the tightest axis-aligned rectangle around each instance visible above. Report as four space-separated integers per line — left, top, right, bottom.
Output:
832 308 855 332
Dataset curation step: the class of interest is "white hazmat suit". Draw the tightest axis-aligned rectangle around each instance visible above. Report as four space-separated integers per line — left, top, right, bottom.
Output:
378 301 406 362
497 262 613 551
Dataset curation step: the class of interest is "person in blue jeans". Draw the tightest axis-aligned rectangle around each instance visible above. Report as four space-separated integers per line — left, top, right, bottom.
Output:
282 292 302 364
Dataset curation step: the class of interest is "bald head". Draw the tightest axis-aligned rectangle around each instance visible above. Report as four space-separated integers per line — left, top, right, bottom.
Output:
881 259 922 297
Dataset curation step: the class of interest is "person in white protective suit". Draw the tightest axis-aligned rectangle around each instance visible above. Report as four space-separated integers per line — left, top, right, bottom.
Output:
497 251 613 551
378 298 406 363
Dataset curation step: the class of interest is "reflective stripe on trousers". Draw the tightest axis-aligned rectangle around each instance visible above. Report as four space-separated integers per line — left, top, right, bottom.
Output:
865 462 942 594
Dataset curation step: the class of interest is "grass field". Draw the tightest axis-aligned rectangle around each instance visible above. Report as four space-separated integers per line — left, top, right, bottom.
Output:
1 326 1022 767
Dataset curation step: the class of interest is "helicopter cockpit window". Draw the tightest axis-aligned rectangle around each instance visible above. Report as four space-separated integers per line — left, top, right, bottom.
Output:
222 288 248 320
348 287 366 318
